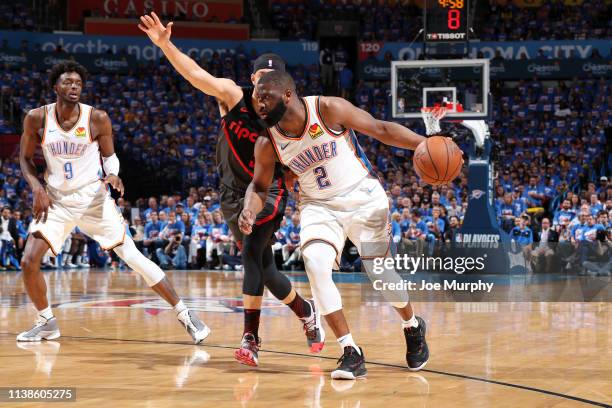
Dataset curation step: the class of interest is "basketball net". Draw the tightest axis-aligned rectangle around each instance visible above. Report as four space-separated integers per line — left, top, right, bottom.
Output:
421 103 463 136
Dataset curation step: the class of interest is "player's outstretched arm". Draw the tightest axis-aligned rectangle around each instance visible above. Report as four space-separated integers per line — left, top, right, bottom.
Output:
20 108 53 223
320 96 426 150
138 12 242 106
238 137 276 235
93 109 124 197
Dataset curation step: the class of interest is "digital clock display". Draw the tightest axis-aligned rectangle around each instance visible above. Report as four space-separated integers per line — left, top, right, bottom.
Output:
425 0 469 42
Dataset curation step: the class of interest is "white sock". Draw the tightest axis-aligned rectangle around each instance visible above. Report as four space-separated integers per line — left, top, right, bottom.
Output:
338 333 361 355
174 300 187 315
402 314 419 329
38 306 54 321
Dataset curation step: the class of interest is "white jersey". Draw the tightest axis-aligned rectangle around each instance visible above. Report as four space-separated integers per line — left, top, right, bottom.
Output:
41 103 102 191
267 96 372 201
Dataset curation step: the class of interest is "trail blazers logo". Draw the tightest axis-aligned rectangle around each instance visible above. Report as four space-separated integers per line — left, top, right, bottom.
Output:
308 123 324 139
75 127 86 138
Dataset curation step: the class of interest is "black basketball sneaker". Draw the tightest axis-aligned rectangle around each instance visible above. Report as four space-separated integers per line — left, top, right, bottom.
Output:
331 346 367 380
404 316 429 371
234 332 261 367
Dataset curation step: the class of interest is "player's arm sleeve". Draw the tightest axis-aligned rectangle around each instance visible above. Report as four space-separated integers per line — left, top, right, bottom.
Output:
321 96 426 150
158 40 242 105
243 137 276 217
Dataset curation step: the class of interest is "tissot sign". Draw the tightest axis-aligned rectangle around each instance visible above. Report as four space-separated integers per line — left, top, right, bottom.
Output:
68 0 243 25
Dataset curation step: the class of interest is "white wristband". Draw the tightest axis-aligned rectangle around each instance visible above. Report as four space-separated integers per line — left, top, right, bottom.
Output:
103 153 120 176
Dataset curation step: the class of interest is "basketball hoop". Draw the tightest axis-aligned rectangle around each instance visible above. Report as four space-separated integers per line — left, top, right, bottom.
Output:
420 106 447 136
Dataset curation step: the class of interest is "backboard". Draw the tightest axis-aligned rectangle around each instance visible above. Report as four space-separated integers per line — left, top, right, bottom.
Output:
391 59 490 120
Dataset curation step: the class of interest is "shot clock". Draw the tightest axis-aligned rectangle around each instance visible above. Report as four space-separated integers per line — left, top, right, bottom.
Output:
425 0 470 42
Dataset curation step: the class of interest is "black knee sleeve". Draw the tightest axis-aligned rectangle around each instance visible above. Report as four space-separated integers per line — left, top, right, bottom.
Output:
241 232 265 296
262 246 292 300
241 221 292 299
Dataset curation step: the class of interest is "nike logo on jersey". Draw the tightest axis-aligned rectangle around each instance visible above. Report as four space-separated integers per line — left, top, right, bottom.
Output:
280 142 290 150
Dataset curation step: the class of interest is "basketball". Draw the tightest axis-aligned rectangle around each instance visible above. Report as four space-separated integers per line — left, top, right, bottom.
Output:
413 136 463 185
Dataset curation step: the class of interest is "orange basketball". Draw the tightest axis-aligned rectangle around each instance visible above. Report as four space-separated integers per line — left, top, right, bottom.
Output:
413 136 463 185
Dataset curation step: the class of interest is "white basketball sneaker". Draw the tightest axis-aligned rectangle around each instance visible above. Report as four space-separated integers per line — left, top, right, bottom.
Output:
177 310 211 344
16 316 61 342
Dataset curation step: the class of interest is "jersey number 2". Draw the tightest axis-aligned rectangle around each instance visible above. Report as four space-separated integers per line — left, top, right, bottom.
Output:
64 163 74 180
314 166 331 189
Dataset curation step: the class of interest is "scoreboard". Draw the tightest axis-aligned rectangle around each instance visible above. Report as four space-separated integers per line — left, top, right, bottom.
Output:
425 0 469 42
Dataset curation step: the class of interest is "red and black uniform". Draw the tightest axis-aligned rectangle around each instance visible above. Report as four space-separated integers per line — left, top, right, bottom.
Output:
216 86 287 245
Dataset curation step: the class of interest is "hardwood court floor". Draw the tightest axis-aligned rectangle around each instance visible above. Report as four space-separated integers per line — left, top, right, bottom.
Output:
0 269 610 408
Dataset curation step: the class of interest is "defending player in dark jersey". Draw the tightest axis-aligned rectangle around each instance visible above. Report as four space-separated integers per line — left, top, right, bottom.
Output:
139 12 324 367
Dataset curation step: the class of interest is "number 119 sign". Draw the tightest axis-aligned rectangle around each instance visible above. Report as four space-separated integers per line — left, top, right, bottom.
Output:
425 0 469 42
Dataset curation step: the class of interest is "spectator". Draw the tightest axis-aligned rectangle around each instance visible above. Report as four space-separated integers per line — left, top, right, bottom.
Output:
282 212 301 270
498 193 519 232
189 212 211 268
12 209 27 260
206 210 230 269
143 211 164 256
319 45 334 92
131 217 145 251
444 215 460 243
510 215 533 266
156 234 187 269
530 217 558 273
553 199 576 227
144 197 159 221
390 212 402 244
0 206 19 269
340 240 361 272
339 65 354 99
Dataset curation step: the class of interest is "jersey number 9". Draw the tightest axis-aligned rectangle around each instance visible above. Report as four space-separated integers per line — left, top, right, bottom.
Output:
64 162 74 180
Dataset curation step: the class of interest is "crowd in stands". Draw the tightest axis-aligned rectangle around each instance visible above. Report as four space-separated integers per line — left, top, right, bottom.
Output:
0 51 612 269
0 1 37 32
0 40 610 275
480 0 610 41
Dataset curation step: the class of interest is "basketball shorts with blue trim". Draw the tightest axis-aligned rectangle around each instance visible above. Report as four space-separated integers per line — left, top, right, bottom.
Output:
29 180 126 255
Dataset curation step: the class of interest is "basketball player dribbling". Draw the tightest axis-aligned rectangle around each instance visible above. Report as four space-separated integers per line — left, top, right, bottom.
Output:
18 62 210 343
138 12 323 366
239 71 445 379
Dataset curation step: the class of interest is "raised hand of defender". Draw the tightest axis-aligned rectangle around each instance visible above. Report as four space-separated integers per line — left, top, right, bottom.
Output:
32 186 53 223
104 174 125 197
138 12 173 47
238 209 255 235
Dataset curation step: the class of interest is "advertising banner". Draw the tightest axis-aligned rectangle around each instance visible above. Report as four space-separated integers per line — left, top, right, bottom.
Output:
490 58 612 79
84 18 249 40
0 48 139 74
359 39 611 61
0 31 319 64
358 57 611 80
68 0 243 25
